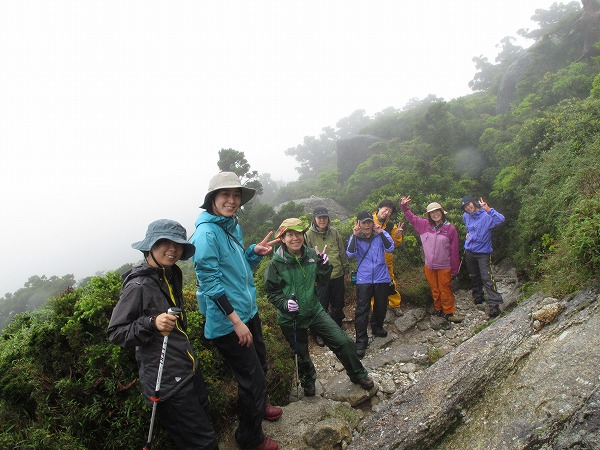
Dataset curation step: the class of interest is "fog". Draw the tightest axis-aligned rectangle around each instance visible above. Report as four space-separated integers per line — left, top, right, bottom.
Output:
0 0 560 296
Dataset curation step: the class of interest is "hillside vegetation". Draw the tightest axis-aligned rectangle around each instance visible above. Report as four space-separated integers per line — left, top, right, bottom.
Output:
1 2 599 448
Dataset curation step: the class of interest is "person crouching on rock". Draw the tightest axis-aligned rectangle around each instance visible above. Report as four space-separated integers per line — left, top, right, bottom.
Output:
264 218 375 397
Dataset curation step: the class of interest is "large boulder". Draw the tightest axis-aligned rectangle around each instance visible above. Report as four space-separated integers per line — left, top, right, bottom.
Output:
273 196 354 222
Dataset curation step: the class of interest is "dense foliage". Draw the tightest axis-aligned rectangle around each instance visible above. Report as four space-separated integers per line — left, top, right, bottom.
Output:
1 2 599 447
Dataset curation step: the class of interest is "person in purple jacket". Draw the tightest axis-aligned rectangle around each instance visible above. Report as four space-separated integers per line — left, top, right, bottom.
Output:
400 197 463 323
346 210 394 358
461 195 505 319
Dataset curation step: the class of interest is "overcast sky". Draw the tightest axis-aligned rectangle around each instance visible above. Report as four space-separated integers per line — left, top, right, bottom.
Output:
0 0 562 295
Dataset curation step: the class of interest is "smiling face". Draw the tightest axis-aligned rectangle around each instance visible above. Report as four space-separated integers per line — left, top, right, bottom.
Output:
212 188 242 217
314 215 329 232
429 209 443 224
282 230 305 255
149 239 184 267
359 219 374 237
377 206 393 222
463 202 477 214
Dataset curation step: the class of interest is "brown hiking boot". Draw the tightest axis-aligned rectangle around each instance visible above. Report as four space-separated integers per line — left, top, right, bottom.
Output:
441 312 464 323
356 377 374 390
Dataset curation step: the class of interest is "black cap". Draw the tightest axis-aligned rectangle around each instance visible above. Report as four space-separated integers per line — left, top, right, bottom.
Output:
313 206 329 218
461 195 476 210
357 210 373 223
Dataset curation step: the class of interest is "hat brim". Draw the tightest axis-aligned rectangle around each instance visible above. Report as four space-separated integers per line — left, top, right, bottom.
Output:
200 185 256 209
275 225 309 239
132 235 196 260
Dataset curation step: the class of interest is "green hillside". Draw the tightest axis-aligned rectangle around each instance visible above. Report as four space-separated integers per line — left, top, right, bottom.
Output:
1 2 599 448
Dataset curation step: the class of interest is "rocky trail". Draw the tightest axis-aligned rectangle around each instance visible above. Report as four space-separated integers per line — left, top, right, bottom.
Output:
219 261 521 449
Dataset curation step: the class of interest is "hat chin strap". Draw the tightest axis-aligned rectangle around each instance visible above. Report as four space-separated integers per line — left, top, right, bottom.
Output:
148 250 163 269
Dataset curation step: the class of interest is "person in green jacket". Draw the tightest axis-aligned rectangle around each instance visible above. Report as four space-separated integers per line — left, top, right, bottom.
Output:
264 218 374 397
304 206 350 346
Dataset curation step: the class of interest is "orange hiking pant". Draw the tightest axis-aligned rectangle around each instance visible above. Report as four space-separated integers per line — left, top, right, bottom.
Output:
423 265 455 314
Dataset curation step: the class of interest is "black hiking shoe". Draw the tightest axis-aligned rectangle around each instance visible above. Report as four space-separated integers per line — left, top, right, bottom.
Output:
474 297 485 305
488 305 501 319
303 383 316 397
356 346 366 359
371 326 388 337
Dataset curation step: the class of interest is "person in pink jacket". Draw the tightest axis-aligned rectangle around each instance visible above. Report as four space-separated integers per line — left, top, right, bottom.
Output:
400 197 463 323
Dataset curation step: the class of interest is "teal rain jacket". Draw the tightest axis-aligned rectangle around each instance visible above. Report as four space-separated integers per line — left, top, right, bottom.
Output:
190 211 263 339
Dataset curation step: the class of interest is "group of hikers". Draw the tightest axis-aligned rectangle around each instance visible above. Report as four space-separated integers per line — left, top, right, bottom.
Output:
107 171 505 450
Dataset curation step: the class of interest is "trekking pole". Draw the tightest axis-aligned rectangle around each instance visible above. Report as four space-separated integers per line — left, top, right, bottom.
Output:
290 294 300 400
142 307 181 450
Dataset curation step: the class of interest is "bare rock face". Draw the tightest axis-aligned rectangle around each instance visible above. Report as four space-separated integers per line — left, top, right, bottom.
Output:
348 286 600 450
272 196 354 222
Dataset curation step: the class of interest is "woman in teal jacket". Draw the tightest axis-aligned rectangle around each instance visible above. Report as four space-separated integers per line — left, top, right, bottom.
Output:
191 172 280 450
264 218 374 397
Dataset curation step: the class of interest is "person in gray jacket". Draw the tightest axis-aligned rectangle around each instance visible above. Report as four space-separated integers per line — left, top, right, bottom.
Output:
346 210 395 358
305 206 350 346
107 219 218 450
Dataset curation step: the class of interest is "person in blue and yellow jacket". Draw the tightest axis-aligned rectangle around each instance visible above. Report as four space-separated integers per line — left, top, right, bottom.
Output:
372 199 405 316
264 218 374 398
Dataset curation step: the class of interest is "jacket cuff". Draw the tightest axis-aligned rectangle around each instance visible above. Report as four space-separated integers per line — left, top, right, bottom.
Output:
214 294 235 316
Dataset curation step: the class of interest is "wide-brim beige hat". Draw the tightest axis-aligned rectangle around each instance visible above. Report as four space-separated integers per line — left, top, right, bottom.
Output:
425 202 448 218
200 172 256 209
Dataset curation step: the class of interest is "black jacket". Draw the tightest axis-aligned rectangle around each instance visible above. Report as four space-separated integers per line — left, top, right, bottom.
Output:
107 262 196 405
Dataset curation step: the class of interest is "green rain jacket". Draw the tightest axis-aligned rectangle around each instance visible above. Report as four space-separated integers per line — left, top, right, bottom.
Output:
264 244 332 329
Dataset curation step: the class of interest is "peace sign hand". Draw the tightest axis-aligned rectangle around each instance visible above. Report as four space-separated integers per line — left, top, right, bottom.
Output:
254 231 279 255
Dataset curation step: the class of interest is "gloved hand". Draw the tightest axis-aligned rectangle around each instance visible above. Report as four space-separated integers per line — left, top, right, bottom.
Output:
317 252 329 265
315 245 329 265
286 299 299 313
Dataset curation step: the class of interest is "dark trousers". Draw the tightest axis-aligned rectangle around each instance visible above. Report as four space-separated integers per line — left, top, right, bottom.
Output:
281 311 368 386
315 275 346 326
465 250 503 306
355 283 388 349
211 314 266 449
157 369 219 450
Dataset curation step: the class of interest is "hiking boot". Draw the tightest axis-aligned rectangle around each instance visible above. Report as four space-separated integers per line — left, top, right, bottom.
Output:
488 305 501 319
356 377 374 391
356 346 366 359
442 312 464 323
390 307 404 317
254 435 279 450
303 383 316 397
315 335 325 347
264 404 283 422
371 326 388 337
474 297 485 305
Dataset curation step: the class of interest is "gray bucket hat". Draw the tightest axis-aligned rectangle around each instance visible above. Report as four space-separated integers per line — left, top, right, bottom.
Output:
131 219 195 260
200 172 256 209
